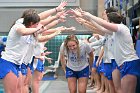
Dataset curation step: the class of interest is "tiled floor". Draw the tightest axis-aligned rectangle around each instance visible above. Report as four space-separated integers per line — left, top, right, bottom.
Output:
39 76 96 93
0 77 96 93
0 68 96 93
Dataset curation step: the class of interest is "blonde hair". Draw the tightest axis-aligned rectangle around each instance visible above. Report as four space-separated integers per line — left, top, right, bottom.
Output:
64 34 80 61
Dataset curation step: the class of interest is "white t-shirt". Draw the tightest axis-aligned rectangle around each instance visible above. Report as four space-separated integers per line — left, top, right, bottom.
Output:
111 24 139 66
60 40 92 71
34 43 44 56
22 35 37 65
103 34 114 63
1 19 30 65
16 18 38 65
90 36 105 56
22 44 34 65
89 36 97 42
89 36 101 56
33 42 45 69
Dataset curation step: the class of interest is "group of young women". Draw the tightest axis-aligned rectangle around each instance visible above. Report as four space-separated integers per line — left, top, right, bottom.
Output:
60 7 140 93
0 1 140 93
0 1 75 93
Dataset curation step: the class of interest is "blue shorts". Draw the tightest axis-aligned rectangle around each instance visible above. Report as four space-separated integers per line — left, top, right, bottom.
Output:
0 58 20 78
98 60 104 73
66 66 89 79
36 59 44 72
103 59 118 80
20 63 28 76
92 56 99 68
119 59 140 78
29 56 35 71
111 59 119 72
103 63 112 80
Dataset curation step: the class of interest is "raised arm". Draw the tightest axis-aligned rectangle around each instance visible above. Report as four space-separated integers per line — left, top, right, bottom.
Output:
40 10 67 26
42 26 75 35
83 22 105 35
38 1 67 20
74 17 104 35
82 11 118 32
37 30 61 42
90 37 105 47
16 25 43 36
72 10 113 35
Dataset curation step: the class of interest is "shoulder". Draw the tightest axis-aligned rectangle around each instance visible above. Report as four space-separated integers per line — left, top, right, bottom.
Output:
79 40 87 45
79 40 91 50
15 18 24 24
117 24 129 32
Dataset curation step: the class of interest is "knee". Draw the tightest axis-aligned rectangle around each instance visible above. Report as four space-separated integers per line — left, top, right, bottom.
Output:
78 88 86 93
92 68 96 73
34 75 42 81
70 89 76 93
114 86 121 93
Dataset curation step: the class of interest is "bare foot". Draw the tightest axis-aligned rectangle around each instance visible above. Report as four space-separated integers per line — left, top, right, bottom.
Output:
96 89 105 93
93 87 100 91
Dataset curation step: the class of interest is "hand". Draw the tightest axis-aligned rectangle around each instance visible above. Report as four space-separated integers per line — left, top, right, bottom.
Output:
46 57 53 64
55 30 62 35
56 10 68 19
55 26 66 31
75 17 86 24
55 26 75 32
58 18 66 23
44 51 52 56
57 11 67 22
56 1 67 12
65 26 76 31
81 11 92 18
36 24 45 34
67 8 83 17
39 56 45 61
43 47 47 51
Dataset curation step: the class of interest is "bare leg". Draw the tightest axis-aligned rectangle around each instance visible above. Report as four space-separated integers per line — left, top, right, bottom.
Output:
121 74 137 93
88 68 96 87
32 70 43 93
17 72 23 93
78 77 88 93
3 71 19 93
94 72 101 90
108 80 116 93
96 73 105 93
102 77 109 93
112 69 123 93
67 77 77 93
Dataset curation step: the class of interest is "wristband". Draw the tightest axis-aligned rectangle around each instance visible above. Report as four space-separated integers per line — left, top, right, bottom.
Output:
55 8 58 13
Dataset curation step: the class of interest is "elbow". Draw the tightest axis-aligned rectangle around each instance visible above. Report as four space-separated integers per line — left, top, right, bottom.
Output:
38 39 45 42
19 32 28 36
38 38 48 42
38 37 51 42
